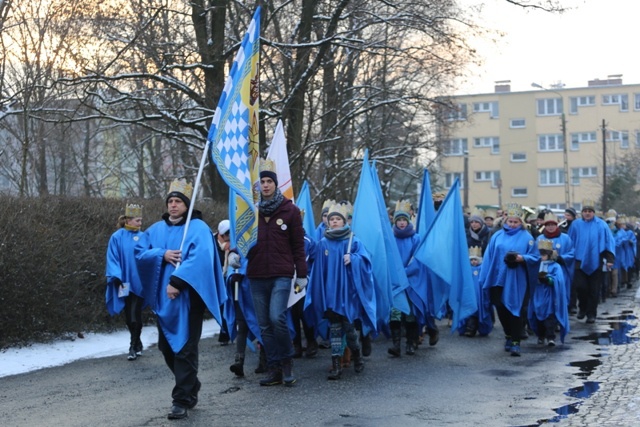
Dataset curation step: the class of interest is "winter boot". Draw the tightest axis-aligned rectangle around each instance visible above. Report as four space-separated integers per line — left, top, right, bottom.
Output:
405 322 418 356
387 321 402 357
352 349 365 373
327 356 342 380
282 359 296 386
259 366 283 386
255 345 268 374
230 353 245 377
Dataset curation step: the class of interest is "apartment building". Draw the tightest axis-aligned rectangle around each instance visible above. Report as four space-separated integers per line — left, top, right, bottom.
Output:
438 76 640 211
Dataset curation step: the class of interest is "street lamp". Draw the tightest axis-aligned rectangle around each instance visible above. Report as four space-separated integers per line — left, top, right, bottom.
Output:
532 82 570 209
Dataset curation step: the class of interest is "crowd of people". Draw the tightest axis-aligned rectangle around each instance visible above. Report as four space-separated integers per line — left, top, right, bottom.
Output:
104 166 639 420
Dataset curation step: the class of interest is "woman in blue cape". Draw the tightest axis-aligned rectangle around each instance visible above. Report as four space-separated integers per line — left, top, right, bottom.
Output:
305 203 375 380
105 203 146 360
388 200 425 357
135 179 226 420
528 239 569 345
479 203 539 357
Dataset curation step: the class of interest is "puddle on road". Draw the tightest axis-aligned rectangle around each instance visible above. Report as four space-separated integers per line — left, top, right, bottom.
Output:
521 312 636 426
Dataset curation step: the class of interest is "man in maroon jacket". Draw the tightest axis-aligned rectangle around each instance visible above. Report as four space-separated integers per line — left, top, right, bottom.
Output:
247 159 308 386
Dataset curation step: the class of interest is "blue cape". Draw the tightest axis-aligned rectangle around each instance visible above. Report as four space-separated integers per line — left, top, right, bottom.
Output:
527 261 570 342
537 233 575 305
569 217 615 275
135 218 227 353
305 234 377 334
458 264 493 336
479 227 539 317
105 228 146 316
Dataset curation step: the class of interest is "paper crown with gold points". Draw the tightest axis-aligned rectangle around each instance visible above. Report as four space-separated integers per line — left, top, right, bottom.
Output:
394 200 412 221
125 203 143 218
340 201 354 218
538 239 554 251
605 209 617 222
322 199 336 214
469 246 482 260
167 178 193 205
505 202 523 219
327 203 351 222
543 211 558 224
259 158 278 186
432 192 446 201
582 198 597 211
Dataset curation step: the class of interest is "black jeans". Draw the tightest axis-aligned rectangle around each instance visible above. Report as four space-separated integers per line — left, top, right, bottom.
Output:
490 286 524 341
574 268 602 318
157 288 205 408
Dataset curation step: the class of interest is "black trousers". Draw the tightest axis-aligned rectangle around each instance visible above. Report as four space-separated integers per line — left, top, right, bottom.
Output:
574 268 603 318
157 288 205 408
124 293 143 346
490 286 524 342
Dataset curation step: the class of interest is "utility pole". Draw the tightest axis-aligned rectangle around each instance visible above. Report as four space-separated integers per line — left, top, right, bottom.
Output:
561 111 570 208
463 150 469 210
602 119 607 212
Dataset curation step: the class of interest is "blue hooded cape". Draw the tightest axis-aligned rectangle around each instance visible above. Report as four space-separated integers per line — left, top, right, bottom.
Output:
394 230 429 327
479 226 539 317
105 228 146 316
135 217 227 353
304 232 377 336
528 261 570 342
536 232 575 306
569 217 615 275
457 263 493 336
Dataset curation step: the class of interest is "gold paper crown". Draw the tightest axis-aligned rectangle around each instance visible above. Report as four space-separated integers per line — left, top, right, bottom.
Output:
125 203 143 218
605 209 617 221
483 207 497 219
259 158 277 174
582 198 597 211
469 246 482 260
543 212 558 224
469 207 485 218
394 200 412 219
538 239 554 251
505 202 523 219
340 201 354 217
327 203 351 221
322 199 336 212
432 192 446 201
168 178 193 200
616 215 627 224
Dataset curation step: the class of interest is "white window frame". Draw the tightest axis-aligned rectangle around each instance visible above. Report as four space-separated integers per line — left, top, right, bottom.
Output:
446 103 468 121
538 134 564 152
472 101 499 118
444 172 464 188
539 168 566 186
602 94 628 111
570 132 596 151
510 118 526 129
536 98 563 116
511 187 528 198
635 94 640 111
510 152 527 162
443 138 468 156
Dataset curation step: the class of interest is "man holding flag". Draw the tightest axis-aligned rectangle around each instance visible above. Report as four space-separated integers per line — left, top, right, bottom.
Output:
247 159 308 386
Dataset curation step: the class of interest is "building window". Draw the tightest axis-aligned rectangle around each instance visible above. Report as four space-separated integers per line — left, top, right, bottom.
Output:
569 96 595 114
539 168 566 186
572 167 598 185
635 94 640 110
442 138 468 156
473 136 500 154
621 132 630 148
536 98 563 116
570 132 596 151
474 171 500 188
511 187 528 197
635 130 640 147
606 130 628 146
446 103 468 121
510 118 526 128
543 203 566 210
445 172 464 188
602 94 629 111
510 152 527 162
538 134 564 152
472 101 499 118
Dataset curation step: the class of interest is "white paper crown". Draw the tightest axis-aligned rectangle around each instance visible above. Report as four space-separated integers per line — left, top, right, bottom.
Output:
125 204 143 218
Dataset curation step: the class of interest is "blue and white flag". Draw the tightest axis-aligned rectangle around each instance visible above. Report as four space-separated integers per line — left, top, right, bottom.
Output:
209 7 261 257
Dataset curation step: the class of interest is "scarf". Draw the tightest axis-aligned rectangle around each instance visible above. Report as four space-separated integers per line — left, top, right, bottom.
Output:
258 188 284 217
468 224 486 242
393 222 416 239
325 225 352 240
124 224 140 232
543 227 561 239
503 223 523 236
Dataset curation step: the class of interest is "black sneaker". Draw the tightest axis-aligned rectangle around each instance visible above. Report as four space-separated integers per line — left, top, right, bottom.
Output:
259 368 283 386
576 311 586 320
127 346 137 361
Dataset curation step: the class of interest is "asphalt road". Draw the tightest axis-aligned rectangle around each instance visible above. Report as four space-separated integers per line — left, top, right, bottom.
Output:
1 299 630 427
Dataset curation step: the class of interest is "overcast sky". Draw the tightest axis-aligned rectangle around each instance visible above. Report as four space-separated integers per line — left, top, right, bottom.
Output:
456 0 639 94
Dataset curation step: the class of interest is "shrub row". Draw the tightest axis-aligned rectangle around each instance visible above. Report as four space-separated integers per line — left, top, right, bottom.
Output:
0 195 226 349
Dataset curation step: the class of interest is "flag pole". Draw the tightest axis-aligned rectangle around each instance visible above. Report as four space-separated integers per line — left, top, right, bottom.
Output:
176 138 212 269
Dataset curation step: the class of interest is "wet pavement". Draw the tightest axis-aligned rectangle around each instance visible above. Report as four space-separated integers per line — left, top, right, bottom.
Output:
542 283 640 426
